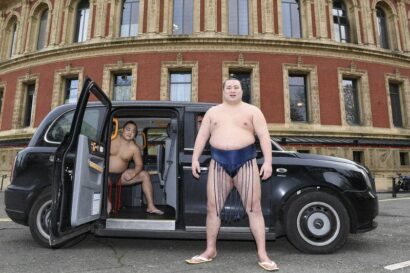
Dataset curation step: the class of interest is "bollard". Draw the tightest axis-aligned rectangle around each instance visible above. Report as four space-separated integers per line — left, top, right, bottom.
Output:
0 174 7 191
392 177 396 198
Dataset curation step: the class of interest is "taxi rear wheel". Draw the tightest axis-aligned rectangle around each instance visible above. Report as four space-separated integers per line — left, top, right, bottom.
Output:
29 189 52 248
284 191 350 254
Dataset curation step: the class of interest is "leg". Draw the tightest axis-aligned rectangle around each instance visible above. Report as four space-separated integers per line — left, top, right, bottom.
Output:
234 159 277 268
188 160 233 262
121 170 163 214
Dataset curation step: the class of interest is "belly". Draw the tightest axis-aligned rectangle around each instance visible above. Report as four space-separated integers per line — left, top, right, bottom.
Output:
108 157 129 173
209 129 255 150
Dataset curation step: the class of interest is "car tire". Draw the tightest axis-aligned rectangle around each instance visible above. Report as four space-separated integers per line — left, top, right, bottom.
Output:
28 189 52 248
284 191 350 254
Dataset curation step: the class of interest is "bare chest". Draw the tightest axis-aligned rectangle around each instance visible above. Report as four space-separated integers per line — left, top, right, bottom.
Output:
110 141 134 161
210 111 254 131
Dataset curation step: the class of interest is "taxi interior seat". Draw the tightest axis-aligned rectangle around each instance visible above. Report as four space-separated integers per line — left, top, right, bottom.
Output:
157 119 177 210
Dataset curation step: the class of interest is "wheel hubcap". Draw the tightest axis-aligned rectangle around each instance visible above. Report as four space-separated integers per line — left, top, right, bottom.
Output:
296 201 340 247
36 200 52 240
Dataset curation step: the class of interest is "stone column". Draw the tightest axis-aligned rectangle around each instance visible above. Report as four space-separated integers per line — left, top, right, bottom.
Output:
397 0 409 52
361 0 375 46
262 0 274 36
205 0 216 33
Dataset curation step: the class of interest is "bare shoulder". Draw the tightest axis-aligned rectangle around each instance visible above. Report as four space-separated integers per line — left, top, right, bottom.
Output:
111 137 120 147
205 105 220 118
130 141 141 154
243 103 263 115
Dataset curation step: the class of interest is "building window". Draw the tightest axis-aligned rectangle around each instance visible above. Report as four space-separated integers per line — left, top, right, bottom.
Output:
113 74 132 100
343 79 360 125
23 84 35 127
289 75 308 122
64 78 79 104
37 9 49 49
376 7 389 49
121 0 139 37
0 88 4 114
9 22 18 57
389 83 403 128
353 151 364 164
333 0 349 43
173 0 194 35
400 152 409 166
75 0 89 43
282 0 301 38
169 72 192 101
229 72 251 103
228 0 249 35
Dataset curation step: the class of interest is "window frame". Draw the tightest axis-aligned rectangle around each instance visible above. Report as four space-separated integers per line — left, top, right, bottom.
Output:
74 0 90 43
9 21 18 58
12 75 39 129
337 67 372 128
160 58 198 102
0 83 5 129
283 62 320 125
288 74 309 123
23 83 36 128
376 6 389 49
172 0 194 35
120 0 140 37
332 0 350 43
228 0 250 36
169 71 193 102
64 78 80 104
281 0 301 38
342 78 361 125
385 73 410 129
36 8 49 50
112 73 133 101
388 82 404 128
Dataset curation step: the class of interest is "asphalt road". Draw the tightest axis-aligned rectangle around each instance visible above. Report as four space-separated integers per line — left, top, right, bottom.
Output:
1 192 410 273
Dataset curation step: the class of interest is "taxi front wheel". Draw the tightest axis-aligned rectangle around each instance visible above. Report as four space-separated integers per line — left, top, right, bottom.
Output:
284 191 350 254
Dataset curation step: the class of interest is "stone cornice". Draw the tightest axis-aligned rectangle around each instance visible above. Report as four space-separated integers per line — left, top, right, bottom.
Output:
268 123 410 140
1 37 410 74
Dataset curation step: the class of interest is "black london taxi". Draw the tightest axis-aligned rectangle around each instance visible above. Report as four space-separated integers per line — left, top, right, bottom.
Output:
5 78 378 253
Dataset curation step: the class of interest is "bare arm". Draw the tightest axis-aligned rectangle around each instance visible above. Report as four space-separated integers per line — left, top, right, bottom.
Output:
253 107 272 180
123 144 143 181
192 111 212 178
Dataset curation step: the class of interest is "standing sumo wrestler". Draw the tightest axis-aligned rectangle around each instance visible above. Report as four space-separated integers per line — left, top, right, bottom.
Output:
186 78 279 271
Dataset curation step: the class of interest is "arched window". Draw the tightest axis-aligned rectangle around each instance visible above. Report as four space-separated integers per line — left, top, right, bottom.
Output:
37 9 49 49
282 0 301 38
75 0 89 42
120 0 140 37
376 6 389 49
333 0 349 43
9 21 18 57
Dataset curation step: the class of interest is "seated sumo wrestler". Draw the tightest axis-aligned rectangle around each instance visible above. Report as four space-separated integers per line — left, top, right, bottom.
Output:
108 120 163 215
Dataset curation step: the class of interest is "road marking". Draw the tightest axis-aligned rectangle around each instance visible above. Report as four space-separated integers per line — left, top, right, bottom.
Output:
385 260 410 271
0 218 12 222
379 197 410 202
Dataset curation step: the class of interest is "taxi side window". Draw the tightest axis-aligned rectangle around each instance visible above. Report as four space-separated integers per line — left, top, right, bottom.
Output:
46 111 74 143
45 108 103 144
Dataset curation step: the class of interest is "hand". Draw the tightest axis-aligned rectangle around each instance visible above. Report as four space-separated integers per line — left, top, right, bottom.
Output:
259 162 272 181
122 169 137 181
192 160 201 179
